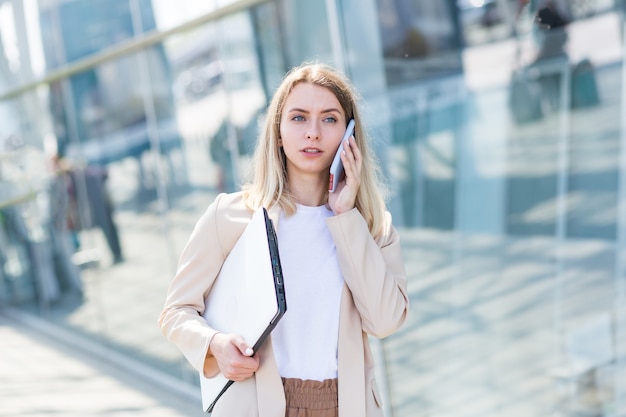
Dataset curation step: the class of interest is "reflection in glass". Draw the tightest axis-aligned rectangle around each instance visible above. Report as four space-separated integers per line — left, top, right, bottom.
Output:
377 0 463 83
377 1 625 416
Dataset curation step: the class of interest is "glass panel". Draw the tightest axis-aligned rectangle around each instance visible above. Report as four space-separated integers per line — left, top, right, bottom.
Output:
150 0 246 31
0 88 78 315
377 2 626 416
23 31 186 373
0 107 50 309
376 0 464 84
38 0 158 69
216 12 268 188
617 10 626 412
279 0 333 67
249 2 289 95
458 0 518 46
0 0 45 88
151 0 215 30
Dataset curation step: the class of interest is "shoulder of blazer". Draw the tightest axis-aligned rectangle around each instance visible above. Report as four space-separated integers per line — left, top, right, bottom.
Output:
212 192 255 258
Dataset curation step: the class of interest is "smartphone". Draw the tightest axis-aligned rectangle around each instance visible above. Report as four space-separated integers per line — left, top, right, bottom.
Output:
328 119 356 193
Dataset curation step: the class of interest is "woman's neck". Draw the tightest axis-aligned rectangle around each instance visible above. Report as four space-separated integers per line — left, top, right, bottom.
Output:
288 176 327 207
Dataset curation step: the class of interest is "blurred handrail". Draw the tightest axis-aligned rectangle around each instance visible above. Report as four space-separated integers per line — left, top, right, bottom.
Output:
0 189 37 209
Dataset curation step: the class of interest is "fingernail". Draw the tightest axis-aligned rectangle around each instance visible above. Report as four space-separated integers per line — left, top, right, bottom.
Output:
245 348 254 356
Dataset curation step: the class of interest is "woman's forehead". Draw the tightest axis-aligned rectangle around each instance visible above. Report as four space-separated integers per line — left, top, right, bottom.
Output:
284 83 341 111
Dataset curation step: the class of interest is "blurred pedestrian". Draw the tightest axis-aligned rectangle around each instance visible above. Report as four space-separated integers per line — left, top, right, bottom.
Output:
527 0 571 111
159 62 409 416
68 164 124 264
48 154 83 295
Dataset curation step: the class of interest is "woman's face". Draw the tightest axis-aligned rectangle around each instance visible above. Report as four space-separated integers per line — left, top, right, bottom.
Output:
279 82 347 184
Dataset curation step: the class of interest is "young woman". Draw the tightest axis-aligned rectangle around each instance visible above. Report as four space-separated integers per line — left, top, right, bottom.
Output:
159 62 409 417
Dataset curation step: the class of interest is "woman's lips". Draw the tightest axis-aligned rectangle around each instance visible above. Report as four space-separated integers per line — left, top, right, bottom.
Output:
302 147 322 155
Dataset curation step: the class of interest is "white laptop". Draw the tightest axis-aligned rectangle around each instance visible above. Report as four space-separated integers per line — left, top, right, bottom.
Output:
200 207 287 413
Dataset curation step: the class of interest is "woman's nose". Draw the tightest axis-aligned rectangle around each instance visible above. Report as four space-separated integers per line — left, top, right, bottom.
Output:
305 121 320 140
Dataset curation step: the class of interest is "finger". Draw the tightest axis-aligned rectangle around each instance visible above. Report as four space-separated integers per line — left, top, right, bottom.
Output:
348 138 362 176
234 337 254 357
228 370 255 382
224 366 254 381
345 137 360 162
343 137 355 156
348 136 361 162
341 141 359 180
223 355 260 381
229 343 260 370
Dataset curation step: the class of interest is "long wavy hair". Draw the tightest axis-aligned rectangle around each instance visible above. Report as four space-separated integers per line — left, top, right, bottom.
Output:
241 62 388 238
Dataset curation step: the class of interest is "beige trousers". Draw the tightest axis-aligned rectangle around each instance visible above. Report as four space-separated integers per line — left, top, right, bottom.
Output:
282 378 338 417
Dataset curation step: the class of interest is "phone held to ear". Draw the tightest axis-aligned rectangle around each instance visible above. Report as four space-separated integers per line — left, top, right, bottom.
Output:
328 119 355 193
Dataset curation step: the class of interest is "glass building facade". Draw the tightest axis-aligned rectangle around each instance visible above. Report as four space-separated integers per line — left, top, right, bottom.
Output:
1 0 625 415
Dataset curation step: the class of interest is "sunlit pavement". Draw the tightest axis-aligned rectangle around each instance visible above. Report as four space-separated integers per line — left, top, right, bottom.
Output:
0 313 206 417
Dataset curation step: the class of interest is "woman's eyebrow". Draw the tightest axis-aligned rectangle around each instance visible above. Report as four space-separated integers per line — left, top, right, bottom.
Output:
321 108 342 114
285 107 342 114
286 107 309 113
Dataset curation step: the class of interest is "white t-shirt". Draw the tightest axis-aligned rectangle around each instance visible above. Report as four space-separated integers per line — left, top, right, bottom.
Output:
272 204 344 381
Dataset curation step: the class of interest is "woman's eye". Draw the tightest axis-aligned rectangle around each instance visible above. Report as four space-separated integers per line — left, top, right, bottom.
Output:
292 115 305 121
323 117 337 123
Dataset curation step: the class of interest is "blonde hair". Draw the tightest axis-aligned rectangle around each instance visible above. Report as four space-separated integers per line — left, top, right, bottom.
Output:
242 62 388 238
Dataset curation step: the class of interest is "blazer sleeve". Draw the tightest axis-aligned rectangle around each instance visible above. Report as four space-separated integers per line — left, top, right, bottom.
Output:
326 208 409 338
158 193 231 376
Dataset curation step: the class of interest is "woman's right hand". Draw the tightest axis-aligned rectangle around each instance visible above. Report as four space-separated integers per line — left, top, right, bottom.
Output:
207 333 260 381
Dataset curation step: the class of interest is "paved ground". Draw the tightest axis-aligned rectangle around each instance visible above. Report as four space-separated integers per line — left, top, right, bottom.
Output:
0 312 205 417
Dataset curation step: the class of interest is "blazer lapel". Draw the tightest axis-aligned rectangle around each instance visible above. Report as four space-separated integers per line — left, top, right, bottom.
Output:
255 336 285 417
338 285 366 417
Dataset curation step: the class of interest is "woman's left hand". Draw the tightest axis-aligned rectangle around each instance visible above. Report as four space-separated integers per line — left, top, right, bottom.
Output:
328 135 362 215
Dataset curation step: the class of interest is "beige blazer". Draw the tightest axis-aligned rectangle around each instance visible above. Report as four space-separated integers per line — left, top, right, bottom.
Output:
158 192 409 417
